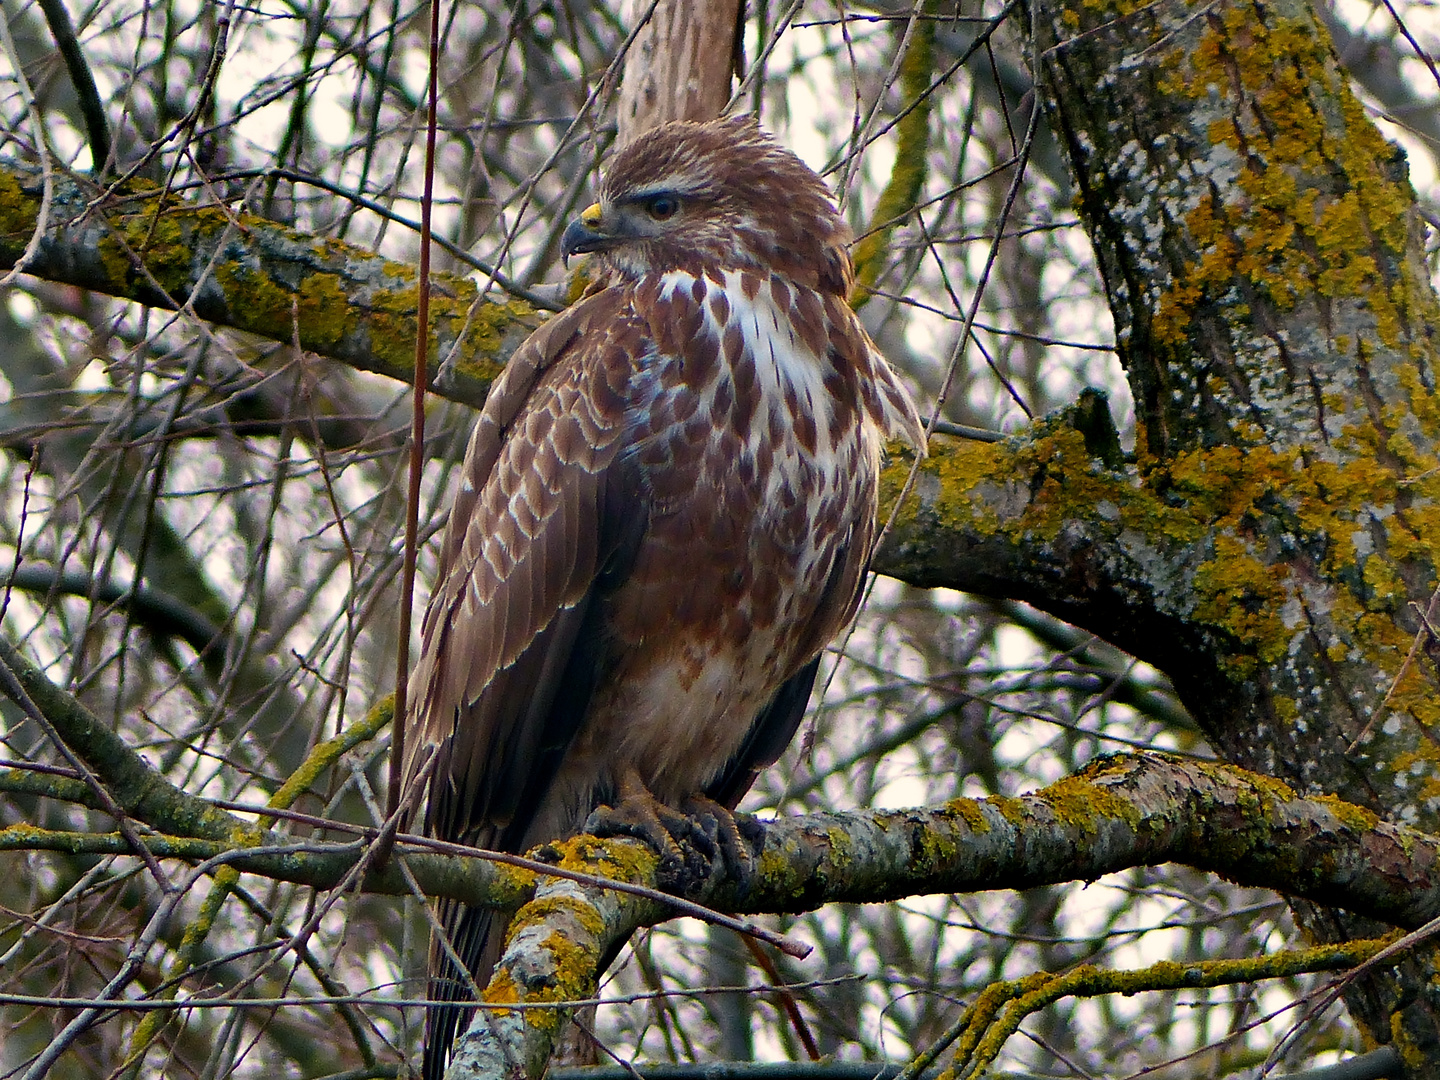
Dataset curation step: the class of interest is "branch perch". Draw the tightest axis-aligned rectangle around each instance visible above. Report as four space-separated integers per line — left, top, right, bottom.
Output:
442 752 1440 1078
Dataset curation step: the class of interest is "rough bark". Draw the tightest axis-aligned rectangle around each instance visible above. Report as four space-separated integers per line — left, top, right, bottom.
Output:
616 0 742 145
1012 0 1440 1065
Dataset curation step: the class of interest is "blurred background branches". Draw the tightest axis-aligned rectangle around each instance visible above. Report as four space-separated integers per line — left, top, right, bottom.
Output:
0 0 1435 1077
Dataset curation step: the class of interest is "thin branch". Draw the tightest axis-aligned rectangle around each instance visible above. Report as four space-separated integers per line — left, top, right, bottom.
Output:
385 0 444 831
35 0 112 173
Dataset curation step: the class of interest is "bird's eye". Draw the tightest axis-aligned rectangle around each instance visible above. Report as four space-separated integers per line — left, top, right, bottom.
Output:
645 195 679 221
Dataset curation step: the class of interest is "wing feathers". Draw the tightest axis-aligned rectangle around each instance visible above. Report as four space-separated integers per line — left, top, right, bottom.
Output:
403 290 642 845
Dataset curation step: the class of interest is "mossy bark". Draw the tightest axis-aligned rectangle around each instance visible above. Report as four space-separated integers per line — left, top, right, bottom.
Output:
941 0 1440 1066
0 166 537 408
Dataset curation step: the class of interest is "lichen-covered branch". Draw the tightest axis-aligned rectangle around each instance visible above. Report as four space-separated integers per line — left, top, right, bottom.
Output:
4 628 1436 1077
0 634 238 842
448 835 666 1080
0 823 535 913
850 7 936 303
8 750 1437 932
750 752 1440 924
0 162 539 409
871 409 1249 728
441 751 1440 1079
0 640 533 910
910 939 1397 1080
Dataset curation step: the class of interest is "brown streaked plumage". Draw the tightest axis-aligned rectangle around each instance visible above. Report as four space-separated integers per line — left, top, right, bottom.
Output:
401 115 925 1080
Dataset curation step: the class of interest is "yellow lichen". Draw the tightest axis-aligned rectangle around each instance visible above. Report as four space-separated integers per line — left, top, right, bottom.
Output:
0 169 39 239
1307 792 1378 831
508 899 601 951
550 832 659 884
944 797 993 834
983 794 1029 827
480 966 521 1016
1152 8 1424 360
296 271 356 350
1037 774 1143 836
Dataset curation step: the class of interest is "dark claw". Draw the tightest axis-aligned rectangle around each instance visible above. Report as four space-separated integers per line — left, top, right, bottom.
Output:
682 796 762 896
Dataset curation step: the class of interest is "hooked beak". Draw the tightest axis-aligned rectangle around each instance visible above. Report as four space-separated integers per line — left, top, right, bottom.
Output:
560 202 608 266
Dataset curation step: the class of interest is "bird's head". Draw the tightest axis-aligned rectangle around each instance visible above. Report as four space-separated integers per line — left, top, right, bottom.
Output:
560 115 854 296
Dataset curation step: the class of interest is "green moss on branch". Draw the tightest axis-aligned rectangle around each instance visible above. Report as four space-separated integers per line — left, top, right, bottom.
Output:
0 163 540 409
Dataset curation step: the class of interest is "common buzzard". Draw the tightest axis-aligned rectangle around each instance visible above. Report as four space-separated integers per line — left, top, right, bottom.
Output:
401 115 926 1078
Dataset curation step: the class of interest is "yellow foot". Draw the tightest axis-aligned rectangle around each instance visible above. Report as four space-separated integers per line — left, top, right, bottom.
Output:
584 769 761 892
680 792 761 889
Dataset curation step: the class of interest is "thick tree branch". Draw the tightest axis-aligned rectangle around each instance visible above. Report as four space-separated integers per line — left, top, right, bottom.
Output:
616 0 742 144
872 412 1236 689
3 623 1434 1073
443 752 1440 1078
0 162 538 410
10 751 1437 931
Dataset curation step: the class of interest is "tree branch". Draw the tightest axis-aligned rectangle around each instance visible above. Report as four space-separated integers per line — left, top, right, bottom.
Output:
0 161 539 410
0 633 238 842
2 626 1433 1072
871 411 1227 672
7 616 1440 928
35 0 111 173
443 752 1440 1078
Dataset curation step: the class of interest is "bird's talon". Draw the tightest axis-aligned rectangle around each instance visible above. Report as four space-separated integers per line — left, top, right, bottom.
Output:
585 789 764 892
681 795 760 893
584 798 688 873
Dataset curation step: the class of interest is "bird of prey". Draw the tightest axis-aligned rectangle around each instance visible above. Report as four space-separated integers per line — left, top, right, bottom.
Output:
400 114 926 1079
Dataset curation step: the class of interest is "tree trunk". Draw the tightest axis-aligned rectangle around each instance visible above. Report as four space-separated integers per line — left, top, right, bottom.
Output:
1009 0 1440 1064
616 0 742 145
